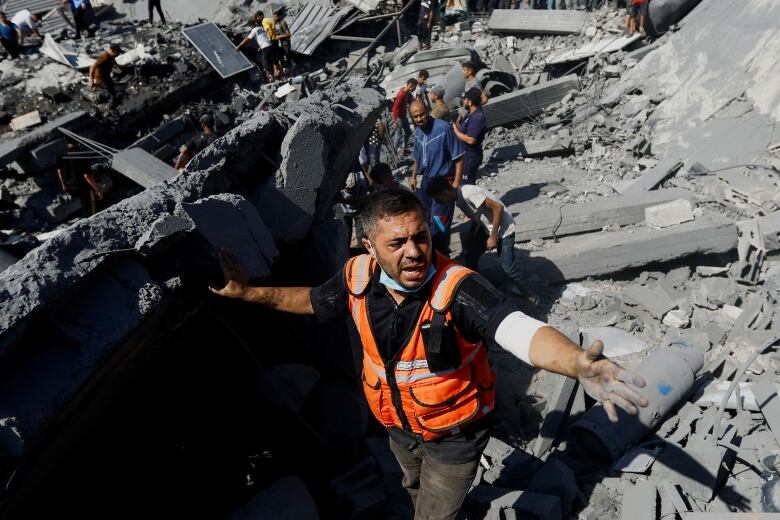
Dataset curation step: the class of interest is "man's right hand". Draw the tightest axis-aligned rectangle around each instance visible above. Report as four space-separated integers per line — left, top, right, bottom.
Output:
209 249 249 300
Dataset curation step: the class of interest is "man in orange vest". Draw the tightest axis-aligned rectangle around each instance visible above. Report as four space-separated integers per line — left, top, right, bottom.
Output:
211 188 648 520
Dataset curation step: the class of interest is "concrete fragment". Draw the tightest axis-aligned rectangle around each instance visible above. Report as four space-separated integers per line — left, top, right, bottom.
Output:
547 34 642 65
464 486 562 520
483 76 579 129
134 215 194 256
492 137 572 161
621 480 657 520
533 375 578 458
9 111 42 132
228 476 319 520
613 447 661 474
622 158 684 195
663 309 690 328
757 212 780 251
696 265 729 276
521 215 737 282
481 437 540 488
655 435 728 501
111 148 179 188
182 194 278 280
645 199 694 229
487 9 588 35
580 327 647 358
622 285 677 319
736 219 766 284
511 188 694 242
754 377 780 450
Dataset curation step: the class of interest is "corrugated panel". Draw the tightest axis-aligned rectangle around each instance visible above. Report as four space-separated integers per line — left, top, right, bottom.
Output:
5 0 59 15
289 4 355 56
39 6 71 34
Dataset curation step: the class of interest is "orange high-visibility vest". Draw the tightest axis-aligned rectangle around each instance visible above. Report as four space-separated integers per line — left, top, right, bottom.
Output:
345 253 496 441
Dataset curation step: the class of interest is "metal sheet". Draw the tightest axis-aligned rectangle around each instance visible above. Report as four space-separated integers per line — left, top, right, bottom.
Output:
5 0 59 15
182 22 254 79
289 4 355 56
347 0 384 14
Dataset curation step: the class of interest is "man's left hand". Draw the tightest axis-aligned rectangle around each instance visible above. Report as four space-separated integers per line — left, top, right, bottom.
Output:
576 340 648 423
486 235 497 251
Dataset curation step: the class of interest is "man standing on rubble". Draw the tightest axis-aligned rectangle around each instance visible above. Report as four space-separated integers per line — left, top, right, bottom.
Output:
451 87 487 185
409 100 463 253
0 12 20 60
56 136 104 217
392 78 418 156
62 0 95 39
272 7 293 77
210 188 648 520
174 114 218 172
429 85 451 122
236 13 274 83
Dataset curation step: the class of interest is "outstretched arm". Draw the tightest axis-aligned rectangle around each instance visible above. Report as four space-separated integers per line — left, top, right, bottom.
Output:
528 327 648 422
209 249 314 315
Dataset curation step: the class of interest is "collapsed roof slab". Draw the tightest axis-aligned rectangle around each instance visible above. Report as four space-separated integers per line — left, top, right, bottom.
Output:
546 33 643 65
487 9 589 35
0 111 91 168
511 188 695 242
483 75 579 129
492 137 572 161
519 215 737 283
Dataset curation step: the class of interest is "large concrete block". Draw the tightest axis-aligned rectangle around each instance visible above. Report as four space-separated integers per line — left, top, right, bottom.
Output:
645 199 695 229
483 76 579 128
182 193 278 280
511 188 694 242
622 158 684 195
487 9 588 35
520 215 737 282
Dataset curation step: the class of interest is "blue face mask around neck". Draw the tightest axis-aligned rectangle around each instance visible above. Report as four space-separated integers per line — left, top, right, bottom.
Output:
379 265 436 293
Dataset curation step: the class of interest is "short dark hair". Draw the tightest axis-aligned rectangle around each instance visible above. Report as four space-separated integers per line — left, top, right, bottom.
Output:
109 43 122 54
425 175 453 198
418 70 429 80
361 188 425 238
199 113 214 128
462 61 476 72
464 87 482 107
368 163 392 184
406 78 419 87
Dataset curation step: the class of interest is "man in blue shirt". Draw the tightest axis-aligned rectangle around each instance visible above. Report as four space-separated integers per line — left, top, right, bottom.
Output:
0 12 20 60
409 100 464 253
452 87 487 185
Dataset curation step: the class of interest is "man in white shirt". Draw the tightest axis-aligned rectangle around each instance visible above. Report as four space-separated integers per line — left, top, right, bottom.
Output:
11 9 41 43
236 12 273 82
426 175 525 290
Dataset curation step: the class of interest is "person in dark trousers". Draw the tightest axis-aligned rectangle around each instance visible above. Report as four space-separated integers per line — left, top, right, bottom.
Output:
210 189 648 520
417 0 435 50
273 8 292 75
56 137 104 217
426 176 527 295
62 0 95 38
359 119 384 174
451 87 487 185
236 13 274 82
392 78 417 156
408 99 464 253
147 0 166 25
0 12 20 59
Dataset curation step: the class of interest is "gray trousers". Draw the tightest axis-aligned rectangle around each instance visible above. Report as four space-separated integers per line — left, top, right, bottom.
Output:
389 436 480 520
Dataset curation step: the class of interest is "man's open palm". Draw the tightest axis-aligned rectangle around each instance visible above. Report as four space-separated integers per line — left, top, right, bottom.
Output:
576 340 648 423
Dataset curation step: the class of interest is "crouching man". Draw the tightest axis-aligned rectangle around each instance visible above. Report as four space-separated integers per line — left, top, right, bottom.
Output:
210 188 648 520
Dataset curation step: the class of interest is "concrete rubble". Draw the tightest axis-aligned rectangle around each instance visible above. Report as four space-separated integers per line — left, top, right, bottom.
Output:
1 0 780 518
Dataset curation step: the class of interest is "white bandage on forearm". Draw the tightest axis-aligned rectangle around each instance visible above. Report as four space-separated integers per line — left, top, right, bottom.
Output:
494 311 547 366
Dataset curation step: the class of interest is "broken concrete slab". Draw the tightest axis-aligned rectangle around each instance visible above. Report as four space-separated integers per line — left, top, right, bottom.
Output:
487 9 588 35
622 158 684 195
492 137 572 162
622 285 677 319
134 215 194 256
621 480 657 520
754 377 780 450
0 111 91 168
9 111 42 132
645 199 695 229
111 147 179 188
533 375 578 458
181 194 277 280
483 76 579 128
547 34 643 65
580 327 647 358
511 188 694 242
520 215 737 282
527 459 578 517
736 219 766 284
757 211 780 251
464 485 562 520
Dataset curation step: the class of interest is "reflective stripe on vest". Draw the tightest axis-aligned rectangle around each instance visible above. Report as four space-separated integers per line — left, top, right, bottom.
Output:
365 342 485 384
